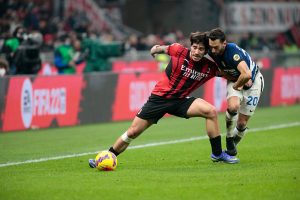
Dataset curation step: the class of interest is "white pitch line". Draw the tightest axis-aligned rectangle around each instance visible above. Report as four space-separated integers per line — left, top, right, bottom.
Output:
0 122 300 168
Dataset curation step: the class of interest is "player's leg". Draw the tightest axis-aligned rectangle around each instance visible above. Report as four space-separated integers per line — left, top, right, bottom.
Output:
109 94 170 156
89 117 151 168
89 94 165 168
234 72 264 145
232 113 250 145
186 98 239 163
109 116 153 156
225 96 240 156
187 98 219 138
108 94 167 157
225 81 243 156
226 96 240 135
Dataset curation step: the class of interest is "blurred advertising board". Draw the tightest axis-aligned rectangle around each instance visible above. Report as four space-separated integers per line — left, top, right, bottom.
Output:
271 67 300 106
221 2 300 32
1 65 299 132
1 75 84 131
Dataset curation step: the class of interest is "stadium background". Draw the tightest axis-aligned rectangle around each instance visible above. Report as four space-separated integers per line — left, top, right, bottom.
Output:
0 0 300 132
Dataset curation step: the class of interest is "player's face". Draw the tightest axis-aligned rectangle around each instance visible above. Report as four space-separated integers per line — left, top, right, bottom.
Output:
209 39 226 56
190 43 205 62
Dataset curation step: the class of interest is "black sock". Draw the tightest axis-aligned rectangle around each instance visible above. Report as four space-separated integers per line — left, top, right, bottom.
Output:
227 109 237 116
226 137 235 150
109 147 120 156
236 126 247 132
209 135 222 156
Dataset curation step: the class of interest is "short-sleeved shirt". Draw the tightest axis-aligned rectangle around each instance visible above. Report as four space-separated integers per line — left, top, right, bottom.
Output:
151 43 219 98
137 43 219 123
210 43 259 82
209 43 264 116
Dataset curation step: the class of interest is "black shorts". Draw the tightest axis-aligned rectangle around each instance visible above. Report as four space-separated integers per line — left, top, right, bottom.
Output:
136 94 196 124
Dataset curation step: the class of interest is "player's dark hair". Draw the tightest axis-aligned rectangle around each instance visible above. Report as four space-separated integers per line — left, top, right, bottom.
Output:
208 28 226 42
189 31 209 50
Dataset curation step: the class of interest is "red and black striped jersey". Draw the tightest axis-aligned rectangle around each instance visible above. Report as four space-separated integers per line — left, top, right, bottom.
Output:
152 43 218 98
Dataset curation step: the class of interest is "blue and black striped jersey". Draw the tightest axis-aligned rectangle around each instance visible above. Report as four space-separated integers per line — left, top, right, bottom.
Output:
211 43 259 81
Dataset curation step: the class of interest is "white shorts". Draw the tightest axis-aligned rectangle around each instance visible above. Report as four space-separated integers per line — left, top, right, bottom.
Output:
227 71 264 116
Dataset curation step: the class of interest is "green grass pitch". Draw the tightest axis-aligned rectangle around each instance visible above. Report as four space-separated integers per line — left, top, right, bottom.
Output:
0 105 300 200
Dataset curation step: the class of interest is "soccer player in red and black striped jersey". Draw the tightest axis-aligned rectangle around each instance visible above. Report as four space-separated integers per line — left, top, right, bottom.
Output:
89 32 239 167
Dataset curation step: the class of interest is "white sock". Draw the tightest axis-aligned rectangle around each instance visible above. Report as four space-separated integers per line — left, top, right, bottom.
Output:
233 127 247 138
226 110 238 137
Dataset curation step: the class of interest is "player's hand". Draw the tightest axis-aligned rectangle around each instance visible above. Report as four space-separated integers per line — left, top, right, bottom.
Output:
233 85 243 91
244 79 253 88
150 45 160 58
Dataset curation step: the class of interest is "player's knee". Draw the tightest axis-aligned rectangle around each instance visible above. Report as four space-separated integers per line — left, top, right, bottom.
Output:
236 121 247 130
227 104 239 113
207 105 218 119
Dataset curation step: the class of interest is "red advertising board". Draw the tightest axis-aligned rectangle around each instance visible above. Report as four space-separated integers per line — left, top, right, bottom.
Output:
38 62 58 76
203 77 228 112
2 75 84 131
112 61 159 72
112 72 163 121
271 67 300 106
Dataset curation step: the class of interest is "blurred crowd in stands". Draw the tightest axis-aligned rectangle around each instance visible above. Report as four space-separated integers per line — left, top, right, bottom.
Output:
0 0 299 76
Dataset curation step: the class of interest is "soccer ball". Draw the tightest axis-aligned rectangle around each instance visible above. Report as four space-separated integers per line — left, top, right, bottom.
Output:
95 151 118 171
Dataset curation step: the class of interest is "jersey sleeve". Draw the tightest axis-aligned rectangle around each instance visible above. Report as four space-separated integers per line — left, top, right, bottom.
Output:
167 43 185 57
226 44 244 67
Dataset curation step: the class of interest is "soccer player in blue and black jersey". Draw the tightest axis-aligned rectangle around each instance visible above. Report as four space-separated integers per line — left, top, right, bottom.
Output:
208 28 264 157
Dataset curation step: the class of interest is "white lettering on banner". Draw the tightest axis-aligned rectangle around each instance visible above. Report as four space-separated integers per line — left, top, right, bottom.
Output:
129 81 156 111
33 88 67 116
221 2 300 32
281 75 300 99
21 79 33 128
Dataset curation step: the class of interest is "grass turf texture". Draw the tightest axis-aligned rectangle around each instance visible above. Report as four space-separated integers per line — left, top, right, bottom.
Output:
0 105 300 200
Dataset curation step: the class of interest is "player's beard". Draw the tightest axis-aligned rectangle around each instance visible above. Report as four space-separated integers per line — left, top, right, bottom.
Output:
217 46 226 56
211 46 225 57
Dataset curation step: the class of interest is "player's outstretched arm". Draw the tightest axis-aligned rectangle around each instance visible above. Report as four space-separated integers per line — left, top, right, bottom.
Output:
150 45 168 58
